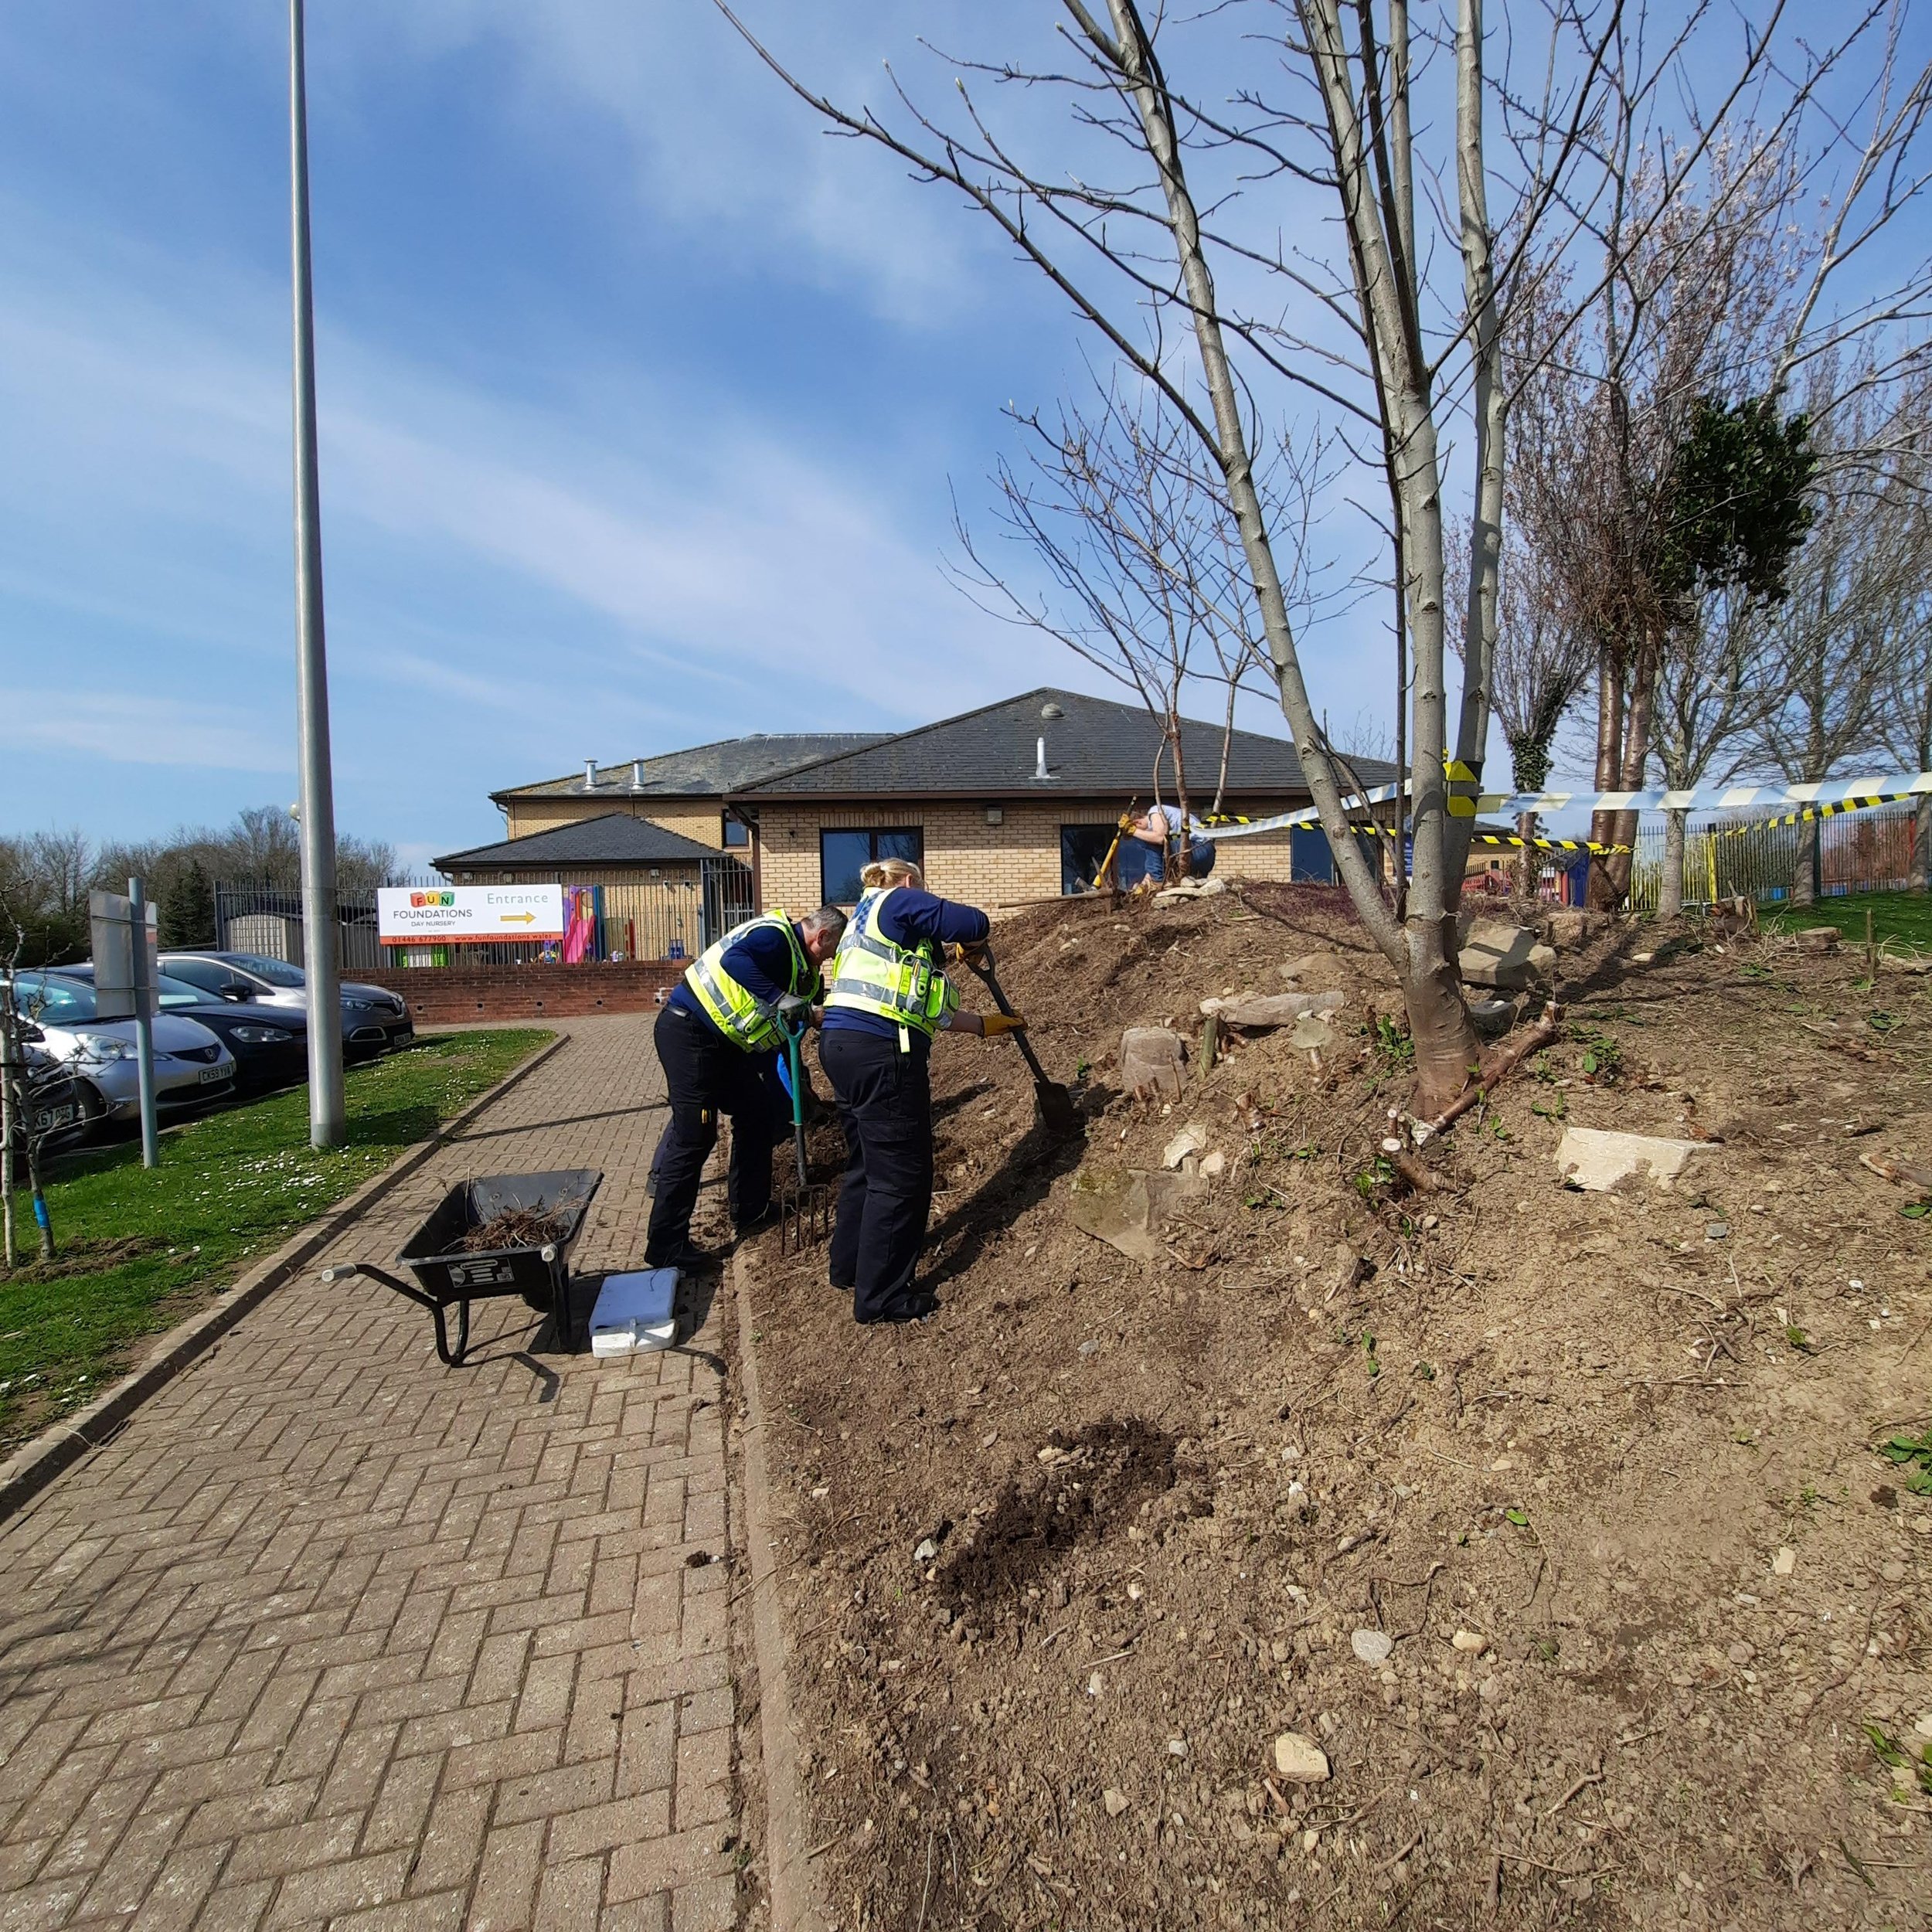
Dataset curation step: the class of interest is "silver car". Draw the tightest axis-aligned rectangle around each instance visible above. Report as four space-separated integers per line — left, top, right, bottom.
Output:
5 971 238 1124
159 951 413 1057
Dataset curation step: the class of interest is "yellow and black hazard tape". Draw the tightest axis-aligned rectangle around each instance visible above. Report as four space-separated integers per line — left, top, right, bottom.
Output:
1706 791 1913 838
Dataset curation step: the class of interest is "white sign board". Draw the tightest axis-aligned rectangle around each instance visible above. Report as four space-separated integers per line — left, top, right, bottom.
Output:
377 883 566 946
90 890 159 1020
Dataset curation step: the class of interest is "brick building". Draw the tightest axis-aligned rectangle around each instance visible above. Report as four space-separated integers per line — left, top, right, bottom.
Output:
469 687 1379 927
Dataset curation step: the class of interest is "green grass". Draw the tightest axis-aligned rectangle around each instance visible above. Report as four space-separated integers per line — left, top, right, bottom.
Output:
1764 889 1932 954
0 1029 553 1447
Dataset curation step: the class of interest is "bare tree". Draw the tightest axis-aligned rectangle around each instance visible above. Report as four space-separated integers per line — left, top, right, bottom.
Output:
718 0 1611 1110
1750 363 1919 903
717 1 1919 1110
1649 586 1779 916
1543 26 1932 905
1870 373 1932 896
955 382 1342 832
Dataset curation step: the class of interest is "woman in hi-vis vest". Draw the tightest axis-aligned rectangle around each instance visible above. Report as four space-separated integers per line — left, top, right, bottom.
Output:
818 859 1025 1324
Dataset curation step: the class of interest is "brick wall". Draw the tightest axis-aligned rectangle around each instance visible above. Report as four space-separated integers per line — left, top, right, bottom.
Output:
501 796 729 845
751 796 1311 911
359 961 684 1026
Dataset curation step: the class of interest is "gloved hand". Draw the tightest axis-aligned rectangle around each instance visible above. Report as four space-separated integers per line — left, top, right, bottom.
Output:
1117 813 1137 832
982 1012 1027 1037
774 993 812 1029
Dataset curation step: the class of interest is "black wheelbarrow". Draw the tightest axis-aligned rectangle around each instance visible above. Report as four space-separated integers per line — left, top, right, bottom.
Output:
321 1168 602 1366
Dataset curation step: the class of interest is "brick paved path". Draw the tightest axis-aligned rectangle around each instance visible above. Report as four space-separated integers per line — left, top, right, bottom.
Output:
0 1019 742 1932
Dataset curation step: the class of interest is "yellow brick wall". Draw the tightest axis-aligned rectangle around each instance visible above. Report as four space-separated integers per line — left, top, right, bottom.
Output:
500 795 730 846
750 797 1312 911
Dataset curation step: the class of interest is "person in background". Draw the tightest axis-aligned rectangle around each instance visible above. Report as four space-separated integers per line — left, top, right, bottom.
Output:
1121 802 1216 886
645 903 847 1272
818 857 1024 1325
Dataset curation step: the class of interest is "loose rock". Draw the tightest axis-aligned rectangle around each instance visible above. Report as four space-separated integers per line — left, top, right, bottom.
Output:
1199 990 1347 1029
1772 1546 1797 1577
913 1538 938 1564
1274 1733 1331 1783
1459 920 1556 992
1794 925 1841 953
1451 1629 1488 1653
1162 1124 1209 1169
1104 1787 1130 1817
1351 1628 1395 1665
1556 1126 1712 1192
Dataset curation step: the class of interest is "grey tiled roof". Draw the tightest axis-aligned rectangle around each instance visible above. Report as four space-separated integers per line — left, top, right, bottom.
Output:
494 733 889 802
732 687 1390 798
435 814 723 872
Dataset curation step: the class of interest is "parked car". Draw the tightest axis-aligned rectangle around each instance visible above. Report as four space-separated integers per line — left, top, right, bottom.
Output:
158 951 413 1057
3 971 237 1124
21 1043 105 1150
54 965 309 1096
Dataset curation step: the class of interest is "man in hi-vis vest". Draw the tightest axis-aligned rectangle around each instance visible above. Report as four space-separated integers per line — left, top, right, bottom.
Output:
645 903 847 1272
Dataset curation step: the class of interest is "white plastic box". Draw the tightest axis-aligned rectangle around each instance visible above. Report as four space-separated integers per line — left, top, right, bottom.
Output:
587 1268 679 1356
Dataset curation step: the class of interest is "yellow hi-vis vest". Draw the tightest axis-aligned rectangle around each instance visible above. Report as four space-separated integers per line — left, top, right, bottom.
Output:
683 912 811 1052
823 887 960 1039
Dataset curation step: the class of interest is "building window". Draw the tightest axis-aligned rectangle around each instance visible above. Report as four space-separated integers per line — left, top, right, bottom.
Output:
820 828 923 904
722 814 750 849
1059 825 1116 896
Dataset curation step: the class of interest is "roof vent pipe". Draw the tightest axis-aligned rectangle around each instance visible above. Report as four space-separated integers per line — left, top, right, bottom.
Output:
631 760 645 790
583 758 597 791
1035 735 1049 781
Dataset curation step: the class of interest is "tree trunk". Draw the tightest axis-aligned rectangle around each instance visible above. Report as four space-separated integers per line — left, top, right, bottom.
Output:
1659 808 1688 918
1586 645 1625 909
1791 815 1820 906
1170 713 1192 883
1404 915 1479 1117
1212 679 1238 818
1911 791 1930 895
1514 811 1539 905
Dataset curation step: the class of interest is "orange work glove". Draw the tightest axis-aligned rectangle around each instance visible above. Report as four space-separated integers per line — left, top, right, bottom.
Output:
982 1013 1028 1037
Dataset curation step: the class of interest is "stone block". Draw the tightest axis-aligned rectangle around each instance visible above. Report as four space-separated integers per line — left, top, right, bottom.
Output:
1119 1027 1186 1100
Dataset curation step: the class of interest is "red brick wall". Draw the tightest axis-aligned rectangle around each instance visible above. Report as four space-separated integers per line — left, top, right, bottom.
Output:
359 961 684 1026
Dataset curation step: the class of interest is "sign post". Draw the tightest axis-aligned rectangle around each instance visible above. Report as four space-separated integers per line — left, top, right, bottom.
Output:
90 880 161 1168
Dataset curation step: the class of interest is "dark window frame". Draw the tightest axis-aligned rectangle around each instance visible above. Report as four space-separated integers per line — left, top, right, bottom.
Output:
1058 823 1117 896
721 813 750 849
819 827 925 905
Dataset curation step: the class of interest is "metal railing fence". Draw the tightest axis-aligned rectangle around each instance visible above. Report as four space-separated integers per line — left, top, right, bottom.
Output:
1628 804 1918 913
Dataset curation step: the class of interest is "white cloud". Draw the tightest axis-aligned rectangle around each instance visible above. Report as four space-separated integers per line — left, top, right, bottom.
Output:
0 692 290 774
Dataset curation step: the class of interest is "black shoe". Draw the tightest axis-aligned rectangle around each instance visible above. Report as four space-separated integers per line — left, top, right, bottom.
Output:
733 1207 777 1239
857 1296 938 1325
645 1243 719 1274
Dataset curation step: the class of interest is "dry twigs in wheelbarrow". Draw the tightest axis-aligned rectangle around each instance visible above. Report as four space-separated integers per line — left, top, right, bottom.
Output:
458 1206 570 1252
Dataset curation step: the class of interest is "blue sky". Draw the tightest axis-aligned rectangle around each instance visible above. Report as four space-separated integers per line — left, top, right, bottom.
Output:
0 2 1413 868
1 7 1920 868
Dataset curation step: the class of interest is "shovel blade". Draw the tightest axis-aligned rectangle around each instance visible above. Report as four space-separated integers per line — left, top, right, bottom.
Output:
1034 1081 1083 1139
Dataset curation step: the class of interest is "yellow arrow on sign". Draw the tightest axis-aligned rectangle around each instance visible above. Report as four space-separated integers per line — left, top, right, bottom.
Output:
502 913 538 924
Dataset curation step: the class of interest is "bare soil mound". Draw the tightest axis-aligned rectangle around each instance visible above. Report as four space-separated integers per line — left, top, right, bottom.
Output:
736 888 1932 1930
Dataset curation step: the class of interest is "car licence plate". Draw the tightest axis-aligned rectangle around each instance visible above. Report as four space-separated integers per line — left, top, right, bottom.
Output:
32 1104 77 1131
198 1065 230 1085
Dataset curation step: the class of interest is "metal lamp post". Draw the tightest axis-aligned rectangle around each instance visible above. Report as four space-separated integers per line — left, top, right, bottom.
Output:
289 0 345 1148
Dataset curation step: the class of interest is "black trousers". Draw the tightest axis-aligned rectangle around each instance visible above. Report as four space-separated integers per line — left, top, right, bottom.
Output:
646 1006 784 1261
821 1026 935 1322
